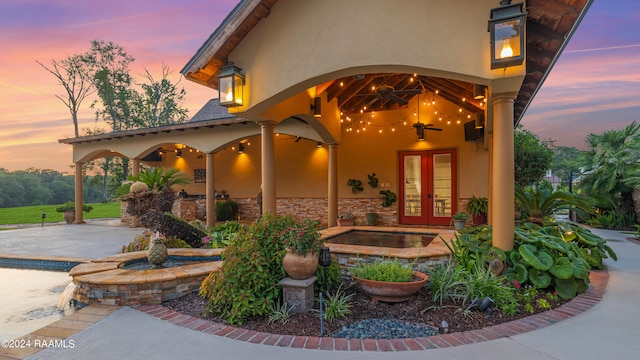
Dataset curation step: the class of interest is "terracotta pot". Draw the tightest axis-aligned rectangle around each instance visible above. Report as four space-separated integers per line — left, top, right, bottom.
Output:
282 249 318 280
352 271 428 303
472 214 487 225
337 218 355 226
63 210 75 224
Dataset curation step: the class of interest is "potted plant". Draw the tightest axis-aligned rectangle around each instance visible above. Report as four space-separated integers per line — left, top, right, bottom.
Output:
350 259 428 302
280 219 324 280
466 196 488 225
337 212 356 226
451 211 469 230
55 202 93 224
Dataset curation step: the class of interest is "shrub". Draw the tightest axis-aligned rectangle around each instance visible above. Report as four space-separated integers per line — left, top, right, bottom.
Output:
55 201 93 213
121 229 191 253
199 214 299 325
215 200 239 221
350 259 414 282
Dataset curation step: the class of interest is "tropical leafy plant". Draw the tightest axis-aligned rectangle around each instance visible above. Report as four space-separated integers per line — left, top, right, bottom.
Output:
505 221 616 299
580 121 640 216
515 187 593 224
466 196 488 216
129 167 191 190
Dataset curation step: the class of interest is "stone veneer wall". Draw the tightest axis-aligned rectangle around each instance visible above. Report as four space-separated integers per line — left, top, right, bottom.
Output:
74 275 205 306
122 197 399 226
332 253 449 275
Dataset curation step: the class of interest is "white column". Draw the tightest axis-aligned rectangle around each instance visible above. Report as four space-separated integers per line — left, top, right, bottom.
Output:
491 93 516 251
261 122 277 215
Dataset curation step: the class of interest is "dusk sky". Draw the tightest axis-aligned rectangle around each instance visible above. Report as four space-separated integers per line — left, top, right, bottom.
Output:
1 0 639 173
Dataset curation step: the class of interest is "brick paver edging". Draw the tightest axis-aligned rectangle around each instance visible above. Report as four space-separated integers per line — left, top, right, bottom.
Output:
135 269 608 352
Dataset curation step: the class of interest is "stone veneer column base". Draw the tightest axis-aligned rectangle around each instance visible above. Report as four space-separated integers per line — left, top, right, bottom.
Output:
279 276 317 313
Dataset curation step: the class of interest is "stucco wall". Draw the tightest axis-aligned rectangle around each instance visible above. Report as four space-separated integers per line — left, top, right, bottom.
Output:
154 95 488 219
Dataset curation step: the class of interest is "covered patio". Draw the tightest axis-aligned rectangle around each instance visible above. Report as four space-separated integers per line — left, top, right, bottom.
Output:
60 0 592 251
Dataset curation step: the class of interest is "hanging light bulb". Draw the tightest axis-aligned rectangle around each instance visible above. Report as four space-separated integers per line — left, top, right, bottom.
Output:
500 38 514 58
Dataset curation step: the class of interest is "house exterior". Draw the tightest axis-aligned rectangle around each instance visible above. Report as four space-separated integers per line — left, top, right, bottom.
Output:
60 0 592 251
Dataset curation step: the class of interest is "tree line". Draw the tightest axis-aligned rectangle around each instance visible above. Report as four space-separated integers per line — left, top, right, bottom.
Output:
0 168 114 208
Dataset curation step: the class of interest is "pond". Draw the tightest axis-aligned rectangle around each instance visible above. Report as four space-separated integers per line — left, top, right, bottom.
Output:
325 230 436 248
0 268 75 340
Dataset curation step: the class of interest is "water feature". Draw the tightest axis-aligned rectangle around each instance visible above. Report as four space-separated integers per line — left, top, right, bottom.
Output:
0 268 75 340
325 230 435 248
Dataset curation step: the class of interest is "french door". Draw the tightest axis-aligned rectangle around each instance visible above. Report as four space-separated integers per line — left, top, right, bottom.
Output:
399 149 457 225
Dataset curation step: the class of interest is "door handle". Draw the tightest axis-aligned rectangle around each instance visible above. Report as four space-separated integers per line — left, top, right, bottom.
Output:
427 194 432 198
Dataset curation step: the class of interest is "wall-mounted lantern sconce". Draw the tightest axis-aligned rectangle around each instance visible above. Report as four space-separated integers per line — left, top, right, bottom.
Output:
176 150 182 158
310 96 322 117
218 62 245 107
475 112 485 129
238 143 245 154
316 142 323 148
473 84 486 100
488 1 526 69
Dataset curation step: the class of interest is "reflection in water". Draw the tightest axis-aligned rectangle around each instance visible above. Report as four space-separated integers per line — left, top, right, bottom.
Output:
0 268 75 340
326 231 435 248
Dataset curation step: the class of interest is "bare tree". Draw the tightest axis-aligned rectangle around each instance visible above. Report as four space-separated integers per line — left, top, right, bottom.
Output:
37 54 95 137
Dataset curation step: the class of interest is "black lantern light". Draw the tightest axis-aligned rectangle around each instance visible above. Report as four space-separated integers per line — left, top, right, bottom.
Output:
217 62 245 107
488 1 527 69
41 212 46 227
319 247 331 267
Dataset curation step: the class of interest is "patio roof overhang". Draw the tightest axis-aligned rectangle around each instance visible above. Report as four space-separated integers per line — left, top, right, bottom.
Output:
180 0 593 125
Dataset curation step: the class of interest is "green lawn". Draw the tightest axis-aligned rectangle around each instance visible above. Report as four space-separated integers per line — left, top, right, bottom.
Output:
0 202 121 225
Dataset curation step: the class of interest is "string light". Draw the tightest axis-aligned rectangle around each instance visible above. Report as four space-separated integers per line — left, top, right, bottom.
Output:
338 90 475 136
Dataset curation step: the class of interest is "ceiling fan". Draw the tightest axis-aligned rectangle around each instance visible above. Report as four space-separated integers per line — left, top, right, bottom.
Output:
413 122 442 140
374 84 421 105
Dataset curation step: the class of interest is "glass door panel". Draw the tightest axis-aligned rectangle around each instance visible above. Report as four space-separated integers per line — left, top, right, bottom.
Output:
433 154 452 217
403 155 422 218
399 149 457 225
